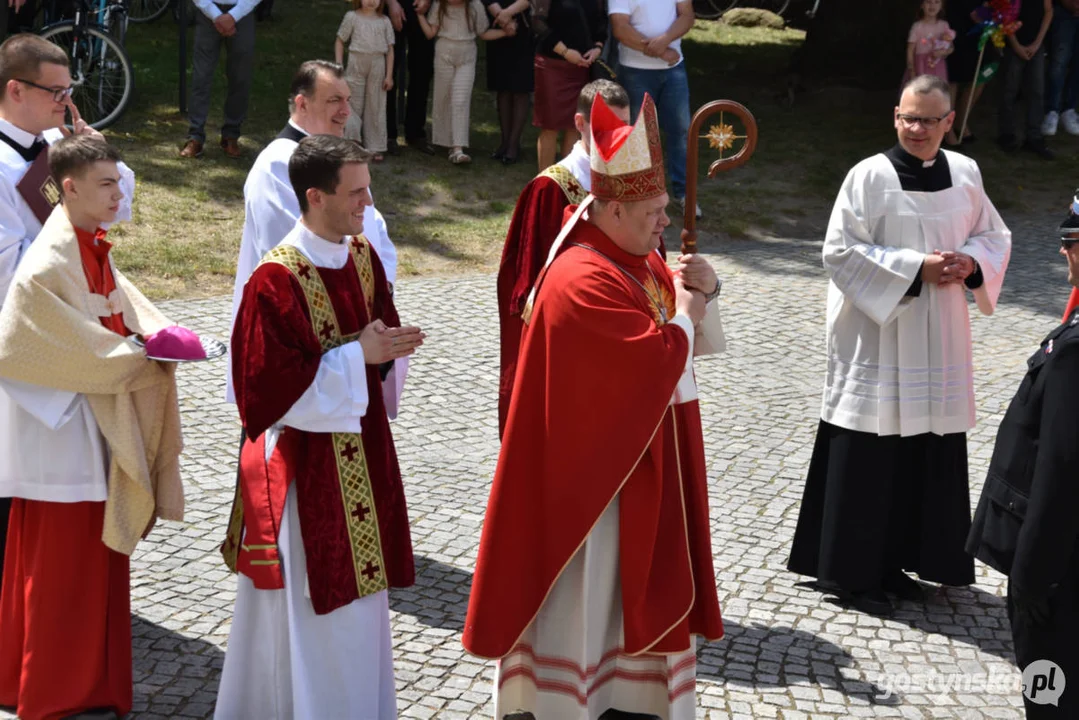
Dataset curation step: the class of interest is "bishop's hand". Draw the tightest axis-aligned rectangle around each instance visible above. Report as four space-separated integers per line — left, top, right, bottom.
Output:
359 319 426 364
675 254 719 298
674 275 706 327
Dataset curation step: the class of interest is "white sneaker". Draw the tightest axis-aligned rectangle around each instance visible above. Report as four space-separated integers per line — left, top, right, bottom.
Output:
1062 109 1079 136
1043 110 1060 136
674 196 703 220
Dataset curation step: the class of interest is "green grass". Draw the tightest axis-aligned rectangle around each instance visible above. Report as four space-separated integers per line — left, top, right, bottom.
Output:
102 12 1079 299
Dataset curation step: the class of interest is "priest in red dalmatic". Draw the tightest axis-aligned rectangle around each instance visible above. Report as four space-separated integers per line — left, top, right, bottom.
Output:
465 94 727 720
216 135 425 719
495 79 631 436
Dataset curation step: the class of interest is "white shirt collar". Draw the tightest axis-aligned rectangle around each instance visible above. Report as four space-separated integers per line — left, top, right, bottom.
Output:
558 141 592 190
283 220 350 269
288 119 309 137
0 118 41 148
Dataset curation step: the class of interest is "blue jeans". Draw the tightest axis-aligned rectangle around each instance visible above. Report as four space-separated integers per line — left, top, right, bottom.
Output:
618 62 691 199
1046 5 1079 113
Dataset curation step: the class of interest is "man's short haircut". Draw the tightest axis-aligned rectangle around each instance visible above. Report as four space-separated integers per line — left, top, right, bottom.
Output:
0 34 70 101
901 74 953 111
48 135 122 194
577 79 630 117
288 60 345 113
288 135 372 213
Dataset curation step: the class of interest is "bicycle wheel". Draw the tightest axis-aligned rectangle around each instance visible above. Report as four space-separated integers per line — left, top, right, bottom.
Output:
40 22 134 129
758 0 791 16
128 0 170 22
694 0 738 20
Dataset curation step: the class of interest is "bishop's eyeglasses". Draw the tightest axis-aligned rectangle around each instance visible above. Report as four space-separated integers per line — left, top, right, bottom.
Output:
896 113 952 129
16 78 75 104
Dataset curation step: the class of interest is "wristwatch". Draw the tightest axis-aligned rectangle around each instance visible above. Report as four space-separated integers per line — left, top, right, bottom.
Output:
703 279 722 303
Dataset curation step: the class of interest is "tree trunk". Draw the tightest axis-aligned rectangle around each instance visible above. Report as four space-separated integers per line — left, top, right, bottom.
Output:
798 0 917 88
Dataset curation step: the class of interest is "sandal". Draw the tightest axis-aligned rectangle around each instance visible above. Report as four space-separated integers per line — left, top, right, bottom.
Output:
372 153 385 163
449 149 472 165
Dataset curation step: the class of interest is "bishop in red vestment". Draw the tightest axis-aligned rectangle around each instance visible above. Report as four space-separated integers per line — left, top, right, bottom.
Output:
466 94 726 720
216 135 424 719
496 80 632 436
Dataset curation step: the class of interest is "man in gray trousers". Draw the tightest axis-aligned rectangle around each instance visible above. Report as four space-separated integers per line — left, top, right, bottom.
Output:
181 0 261 159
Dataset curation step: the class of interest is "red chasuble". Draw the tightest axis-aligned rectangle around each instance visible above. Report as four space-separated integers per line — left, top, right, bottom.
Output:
496 170 585 437
230 242 414 615
465 218 723 660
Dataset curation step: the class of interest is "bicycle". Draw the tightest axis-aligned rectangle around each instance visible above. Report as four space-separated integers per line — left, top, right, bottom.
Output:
128 0 170 23
694 0 792 21
37 0 135 129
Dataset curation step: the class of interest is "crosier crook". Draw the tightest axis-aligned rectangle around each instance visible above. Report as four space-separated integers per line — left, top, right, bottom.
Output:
679 100 759 254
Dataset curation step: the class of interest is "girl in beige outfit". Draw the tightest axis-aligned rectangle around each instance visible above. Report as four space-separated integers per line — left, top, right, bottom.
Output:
418 0 512 164
334 0 396 159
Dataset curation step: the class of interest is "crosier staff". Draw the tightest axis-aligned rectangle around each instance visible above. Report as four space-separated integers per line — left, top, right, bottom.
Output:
680 100 759 255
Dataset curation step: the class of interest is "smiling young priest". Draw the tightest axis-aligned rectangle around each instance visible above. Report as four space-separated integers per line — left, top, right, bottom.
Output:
464 93 727 720
216 134 424 719
0 135 183 720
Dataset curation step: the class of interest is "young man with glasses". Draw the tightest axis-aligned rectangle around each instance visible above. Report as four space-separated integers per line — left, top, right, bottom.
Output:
787 74 1012 616
0 32 135 611
966 197 1079 719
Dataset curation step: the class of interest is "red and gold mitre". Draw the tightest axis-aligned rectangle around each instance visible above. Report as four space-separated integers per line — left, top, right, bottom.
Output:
589 92 666 202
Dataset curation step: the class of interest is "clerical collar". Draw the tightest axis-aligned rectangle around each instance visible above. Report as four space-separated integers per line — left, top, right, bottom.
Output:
276 120 308 143
559 141 591 186
885 144 952 193
0 118 41 149
287 221 350 269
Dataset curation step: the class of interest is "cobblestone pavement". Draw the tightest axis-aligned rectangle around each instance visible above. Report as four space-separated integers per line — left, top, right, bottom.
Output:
1 213 1067 719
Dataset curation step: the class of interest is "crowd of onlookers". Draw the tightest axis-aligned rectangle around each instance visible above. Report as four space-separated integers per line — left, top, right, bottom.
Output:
911 0 1079 161
181 0 707 218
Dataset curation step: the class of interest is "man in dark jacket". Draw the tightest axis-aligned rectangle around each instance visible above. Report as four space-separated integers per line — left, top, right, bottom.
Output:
967 194 1079 718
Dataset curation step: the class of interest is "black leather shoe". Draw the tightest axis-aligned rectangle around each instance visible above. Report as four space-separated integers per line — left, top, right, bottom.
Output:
1022 140 1056 160
883 569 926 602
820 581 893 616
407 138 436 155
386 138 401 156
997 133 1020 152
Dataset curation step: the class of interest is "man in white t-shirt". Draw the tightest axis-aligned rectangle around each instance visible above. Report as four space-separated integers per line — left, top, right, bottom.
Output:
609 0 699 219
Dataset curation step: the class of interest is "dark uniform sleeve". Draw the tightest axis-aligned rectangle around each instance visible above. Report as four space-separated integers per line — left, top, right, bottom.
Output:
1012 341 1079 595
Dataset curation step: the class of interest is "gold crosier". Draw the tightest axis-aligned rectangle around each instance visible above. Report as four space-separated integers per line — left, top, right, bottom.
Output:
222 237 388 599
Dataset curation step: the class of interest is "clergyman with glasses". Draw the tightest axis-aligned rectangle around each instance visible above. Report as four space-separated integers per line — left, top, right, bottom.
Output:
786 74 1012 617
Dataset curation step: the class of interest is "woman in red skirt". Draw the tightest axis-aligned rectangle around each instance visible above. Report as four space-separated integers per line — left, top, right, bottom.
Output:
532 0 608 171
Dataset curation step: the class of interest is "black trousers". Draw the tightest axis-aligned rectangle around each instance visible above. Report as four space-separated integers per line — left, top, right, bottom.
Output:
1008 576 1079 718
386 5 434 143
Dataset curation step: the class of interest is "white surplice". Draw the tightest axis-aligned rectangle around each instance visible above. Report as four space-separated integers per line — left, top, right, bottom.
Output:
225 120 400 403
0 118 135 306
821 150 1011 437
215 223 403 720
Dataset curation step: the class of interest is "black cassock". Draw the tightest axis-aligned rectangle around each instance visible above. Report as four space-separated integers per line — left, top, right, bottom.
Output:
787 146 978 593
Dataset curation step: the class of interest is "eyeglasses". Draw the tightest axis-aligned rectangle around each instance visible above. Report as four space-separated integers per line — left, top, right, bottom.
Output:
1062 237 1079 250
896 113 952 129
15 78 74 103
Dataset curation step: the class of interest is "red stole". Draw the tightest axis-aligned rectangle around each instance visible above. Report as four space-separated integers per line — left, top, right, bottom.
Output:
465 220 722 660
230 246 414 615
74 226 128 336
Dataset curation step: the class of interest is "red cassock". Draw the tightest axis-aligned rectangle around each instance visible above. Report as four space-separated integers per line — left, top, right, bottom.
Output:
464 217 723 660
496 172 585 437
0 228 132 720
1065 287 1079 322
230 246 414 616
